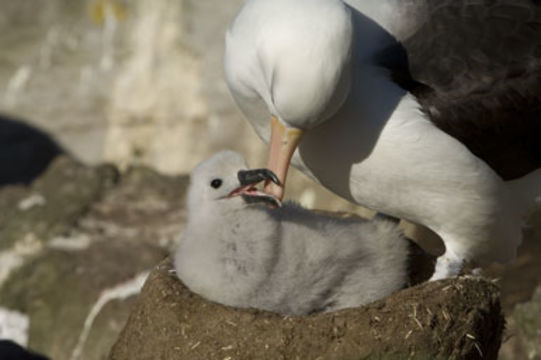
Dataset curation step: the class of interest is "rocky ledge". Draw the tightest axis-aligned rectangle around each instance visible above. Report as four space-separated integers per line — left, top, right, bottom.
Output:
0 155 187 360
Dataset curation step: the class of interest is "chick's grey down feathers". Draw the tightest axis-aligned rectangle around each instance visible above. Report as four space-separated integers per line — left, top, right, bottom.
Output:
174 151 409 315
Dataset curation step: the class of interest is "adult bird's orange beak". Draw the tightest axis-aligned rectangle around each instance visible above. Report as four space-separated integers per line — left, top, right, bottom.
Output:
264 116 304 200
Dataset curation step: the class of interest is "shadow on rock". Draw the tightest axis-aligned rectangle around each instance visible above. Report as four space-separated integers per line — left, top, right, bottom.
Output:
0 114 62 186
0 340 49 360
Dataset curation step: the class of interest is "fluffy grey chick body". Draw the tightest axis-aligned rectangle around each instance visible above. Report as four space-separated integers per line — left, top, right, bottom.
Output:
174 151 409 316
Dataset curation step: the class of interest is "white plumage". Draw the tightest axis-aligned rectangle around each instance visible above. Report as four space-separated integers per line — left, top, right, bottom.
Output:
174 151 409 315
224 0 541 280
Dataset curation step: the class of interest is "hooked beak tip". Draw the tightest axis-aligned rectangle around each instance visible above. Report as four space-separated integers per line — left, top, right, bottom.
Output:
264 182 284 201
232 168 283 207
237 168 281 187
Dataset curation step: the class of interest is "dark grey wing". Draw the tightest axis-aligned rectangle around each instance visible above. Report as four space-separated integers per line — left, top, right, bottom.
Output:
400 0 541 180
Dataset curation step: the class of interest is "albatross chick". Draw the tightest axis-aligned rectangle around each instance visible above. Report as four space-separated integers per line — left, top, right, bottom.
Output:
174 151 409 315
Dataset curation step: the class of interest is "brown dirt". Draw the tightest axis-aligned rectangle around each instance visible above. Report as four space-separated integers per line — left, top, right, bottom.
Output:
110 258 503 360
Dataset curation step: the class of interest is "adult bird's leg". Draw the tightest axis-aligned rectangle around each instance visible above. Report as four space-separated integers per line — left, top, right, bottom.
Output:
430 250 465 281
264 116 304 200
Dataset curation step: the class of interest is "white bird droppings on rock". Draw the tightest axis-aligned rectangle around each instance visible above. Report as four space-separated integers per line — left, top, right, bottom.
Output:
0 252 24 290
48 234 92 251
70 271 150 360
14 233 43 255
0 234 44 288
0 307 29 347
17 194 46 211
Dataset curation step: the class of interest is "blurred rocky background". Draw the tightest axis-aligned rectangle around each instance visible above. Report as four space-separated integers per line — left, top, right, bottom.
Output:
0 0 366 210
0 0 540 359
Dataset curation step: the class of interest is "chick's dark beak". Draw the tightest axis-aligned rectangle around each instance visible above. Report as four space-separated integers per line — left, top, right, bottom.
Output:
231 168 282 208
238 168 281 187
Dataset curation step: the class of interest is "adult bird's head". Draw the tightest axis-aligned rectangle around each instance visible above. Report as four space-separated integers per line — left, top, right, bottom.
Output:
187 151 281 217
225 0 354 200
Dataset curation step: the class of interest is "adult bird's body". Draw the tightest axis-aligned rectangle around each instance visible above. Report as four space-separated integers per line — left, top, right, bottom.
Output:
224 0 541 280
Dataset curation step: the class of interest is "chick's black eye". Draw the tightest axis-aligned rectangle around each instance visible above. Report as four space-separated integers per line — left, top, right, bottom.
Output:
210 179 222 189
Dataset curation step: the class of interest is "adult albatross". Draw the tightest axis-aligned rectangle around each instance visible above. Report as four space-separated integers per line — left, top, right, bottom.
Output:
224 0 541 280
